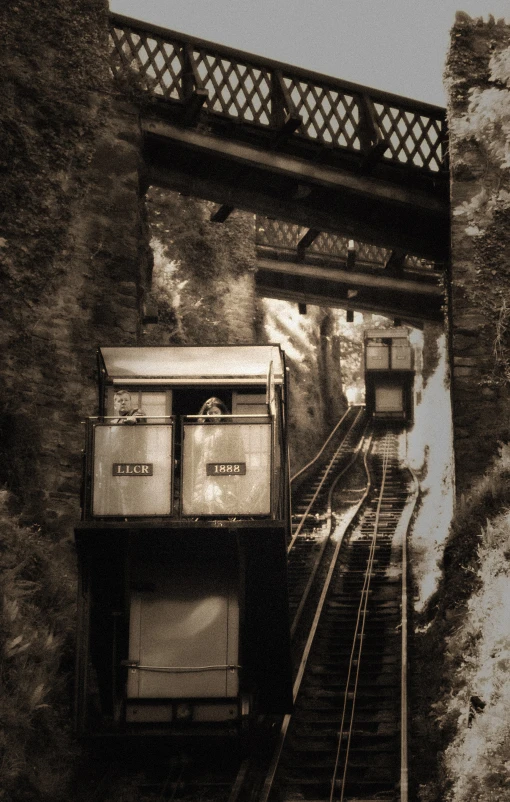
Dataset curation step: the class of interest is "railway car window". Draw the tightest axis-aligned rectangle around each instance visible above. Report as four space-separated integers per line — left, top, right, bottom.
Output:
139 391 170 421
232 392 268 416
106 388 171 420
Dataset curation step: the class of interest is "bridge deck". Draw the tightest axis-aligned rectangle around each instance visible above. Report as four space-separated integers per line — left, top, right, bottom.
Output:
109 12 450 318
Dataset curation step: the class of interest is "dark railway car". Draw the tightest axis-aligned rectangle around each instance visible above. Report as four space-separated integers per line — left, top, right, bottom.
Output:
364 328 415 423
74 345 293 739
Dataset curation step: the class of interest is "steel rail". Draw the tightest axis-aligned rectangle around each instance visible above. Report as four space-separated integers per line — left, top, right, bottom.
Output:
397 463 419 802
290 406 361 484
258 430 373 802
330 432 393 802
289 416 370 639
228 417 370 802
288 406 365 552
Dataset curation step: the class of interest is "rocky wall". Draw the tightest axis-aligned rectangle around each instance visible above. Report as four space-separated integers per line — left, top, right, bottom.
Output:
446 12 510 495
1 0 150 532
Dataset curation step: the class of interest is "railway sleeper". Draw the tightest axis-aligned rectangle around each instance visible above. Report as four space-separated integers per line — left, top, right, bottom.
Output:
303 675 399 692
297 696 397 712
281 781 397 802
335 577 396 589
304 683 399 697
286 743 399 760
319 611 401 623
311 619 401 632
284 768 396 786
310 649 401 664
324 597 400 608
314 627 401 640
292 710 399 729
287 735 399 754
303 675 399 691
311 634 401 650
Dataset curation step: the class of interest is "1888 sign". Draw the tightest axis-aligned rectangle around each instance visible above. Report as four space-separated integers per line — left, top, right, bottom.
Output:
206 463 246 476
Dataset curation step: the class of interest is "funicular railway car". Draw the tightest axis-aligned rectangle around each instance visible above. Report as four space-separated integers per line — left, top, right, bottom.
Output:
74 345 293 739
364 328 415 423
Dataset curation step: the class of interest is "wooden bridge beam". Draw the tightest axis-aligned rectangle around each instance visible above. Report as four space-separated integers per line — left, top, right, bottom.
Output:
144 120 449 263
143 119 446 215
255 257 444 323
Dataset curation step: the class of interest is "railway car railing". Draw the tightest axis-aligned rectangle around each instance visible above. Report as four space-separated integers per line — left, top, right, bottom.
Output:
109 12 448 175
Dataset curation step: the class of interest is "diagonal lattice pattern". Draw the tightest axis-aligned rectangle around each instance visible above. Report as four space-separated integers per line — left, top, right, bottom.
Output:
374 103 445 172
256 220 391 266
110 26 184 100
256 219 435 271
191 50 272 125
109 15 448 175
284 79 360 149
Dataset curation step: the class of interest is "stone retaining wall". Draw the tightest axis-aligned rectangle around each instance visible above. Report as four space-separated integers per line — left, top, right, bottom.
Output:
446 13 510 495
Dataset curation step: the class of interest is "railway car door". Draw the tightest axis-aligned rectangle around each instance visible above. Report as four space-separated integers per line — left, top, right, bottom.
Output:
126 550 239 723
375 384 404 414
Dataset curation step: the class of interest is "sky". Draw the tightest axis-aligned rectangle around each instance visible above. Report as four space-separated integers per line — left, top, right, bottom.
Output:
110 0 510 107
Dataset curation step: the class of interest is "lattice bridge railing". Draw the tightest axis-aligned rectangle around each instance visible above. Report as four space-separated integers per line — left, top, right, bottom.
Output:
256 218 436 272
109 13 448 175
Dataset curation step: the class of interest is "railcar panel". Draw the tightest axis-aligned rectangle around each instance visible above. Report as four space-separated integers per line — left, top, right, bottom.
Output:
92 423 173 517
126 554 239 704
365 343 390 370
375 385 404 414
391 340 413 370
181 420 272 516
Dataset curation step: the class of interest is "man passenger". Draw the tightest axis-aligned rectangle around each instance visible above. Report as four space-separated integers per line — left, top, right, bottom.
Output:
112 390 146 424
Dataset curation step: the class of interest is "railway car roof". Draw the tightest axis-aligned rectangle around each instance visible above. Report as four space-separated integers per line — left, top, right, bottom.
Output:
99 345 285 385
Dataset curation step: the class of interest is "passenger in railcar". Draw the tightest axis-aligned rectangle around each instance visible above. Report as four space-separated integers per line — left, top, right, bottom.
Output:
112 390 146 424
190 396 249 514
197 396 229 422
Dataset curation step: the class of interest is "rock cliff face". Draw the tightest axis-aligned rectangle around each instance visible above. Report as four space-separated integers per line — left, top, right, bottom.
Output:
446 13 510 494
0 3 347 530
1 0 150 530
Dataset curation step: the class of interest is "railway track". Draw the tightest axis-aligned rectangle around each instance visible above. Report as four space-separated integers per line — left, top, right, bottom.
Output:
256 427 417 802
287 406 367 637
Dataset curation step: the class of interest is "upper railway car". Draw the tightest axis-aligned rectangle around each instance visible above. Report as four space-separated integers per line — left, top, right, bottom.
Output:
74 345 293 739
364 328 415 423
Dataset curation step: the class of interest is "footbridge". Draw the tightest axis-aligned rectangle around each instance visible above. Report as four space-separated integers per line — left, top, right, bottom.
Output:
110 13 449 322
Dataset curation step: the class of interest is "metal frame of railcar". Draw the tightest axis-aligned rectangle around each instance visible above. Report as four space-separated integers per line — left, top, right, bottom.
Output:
74 345 293 740
364 327 415 423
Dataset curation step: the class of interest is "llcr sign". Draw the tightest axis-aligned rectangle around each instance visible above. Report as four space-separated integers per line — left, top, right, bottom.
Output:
112 463 153 476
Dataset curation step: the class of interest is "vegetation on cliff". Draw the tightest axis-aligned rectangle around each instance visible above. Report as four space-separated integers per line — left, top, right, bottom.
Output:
0 493 76 801
0 0 109 305
413 445 510 801
445 13 510 390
